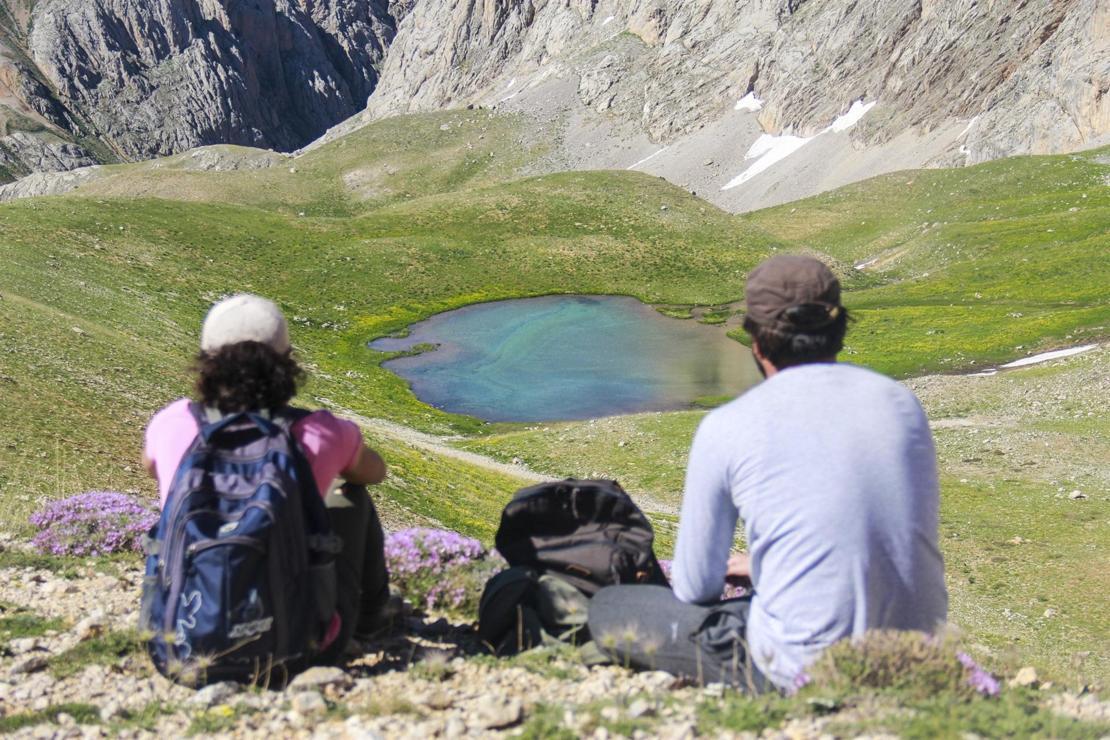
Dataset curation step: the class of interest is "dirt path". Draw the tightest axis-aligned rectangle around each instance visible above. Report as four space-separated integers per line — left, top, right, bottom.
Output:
342 412 548 483
339 412 680 516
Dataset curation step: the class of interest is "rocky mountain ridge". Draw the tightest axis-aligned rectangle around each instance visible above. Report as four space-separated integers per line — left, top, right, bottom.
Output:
0 0 406 179
0 0 1106 209
363 0 1110 155
353 0 1109 210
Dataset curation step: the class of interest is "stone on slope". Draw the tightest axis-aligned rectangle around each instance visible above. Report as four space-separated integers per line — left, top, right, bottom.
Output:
291 689 328 715
288 665 353 692
73 612 106 642
1011 666 1040 688
8 654 49 675
471 696 523 730
189 681 241 708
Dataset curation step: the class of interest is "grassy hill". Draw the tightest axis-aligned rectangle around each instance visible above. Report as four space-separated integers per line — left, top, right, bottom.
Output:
744 151 1109 376
0 110 1106 683
0 111 779 531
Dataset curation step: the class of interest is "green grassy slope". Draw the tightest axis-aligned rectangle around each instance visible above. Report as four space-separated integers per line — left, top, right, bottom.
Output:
744 150 1109 376
77 111 542 216
0 112 1106 682
0 112 776 531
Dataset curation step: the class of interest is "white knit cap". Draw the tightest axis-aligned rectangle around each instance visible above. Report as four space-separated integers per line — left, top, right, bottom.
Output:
200 294 291 353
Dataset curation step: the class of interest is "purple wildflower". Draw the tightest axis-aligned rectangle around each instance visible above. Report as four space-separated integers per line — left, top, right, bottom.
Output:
29 491 157 557
384 528 484 577
793 671 812 693
384 528 486 613
958 651 1001 697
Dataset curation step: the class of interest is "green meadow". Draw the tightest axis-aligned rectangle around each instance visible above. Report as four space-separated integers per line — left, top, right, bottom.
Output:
0 109 1106 684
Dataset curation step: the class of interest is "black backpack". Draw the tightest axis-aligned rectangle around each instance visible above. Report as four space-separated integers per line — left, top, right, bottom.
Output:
479 479 668 653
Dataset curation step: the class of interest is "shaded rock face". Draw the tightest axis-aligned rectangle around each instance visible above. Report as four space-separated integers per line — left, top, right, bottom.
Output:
0 0 400 174
0 133 98 177
367 0 1108 163
25 0 398 159
0 0 1105 185
0 163 105 202
0 3 101 179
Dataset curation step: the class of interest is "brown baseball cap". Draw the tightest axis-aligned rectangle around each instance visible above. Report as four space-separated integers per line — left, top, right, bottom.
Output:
744 254 842 331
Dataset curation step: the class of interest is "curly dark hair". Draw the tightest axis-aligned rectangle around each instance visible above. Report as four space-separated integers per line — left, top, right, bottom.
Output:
743 305 851 370
194 341 304 413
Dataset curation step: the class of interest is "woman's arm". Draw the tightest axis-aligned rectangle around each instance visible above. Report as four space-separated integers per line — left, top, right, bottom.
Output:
340 443 387 485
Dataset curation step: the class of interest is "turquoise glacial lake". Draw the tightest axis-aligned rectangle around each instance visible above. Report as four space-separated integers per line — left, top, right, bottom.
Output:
370 295 761 422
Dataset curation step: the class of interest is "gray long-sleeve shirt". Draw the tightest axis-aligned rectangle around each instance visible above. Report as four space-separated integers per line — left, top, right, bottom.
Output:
672 362 947 689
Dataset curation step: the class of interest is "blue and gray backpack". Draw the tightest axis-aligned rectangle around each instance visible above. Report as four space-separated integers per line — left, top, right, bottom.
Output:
141 403 341 687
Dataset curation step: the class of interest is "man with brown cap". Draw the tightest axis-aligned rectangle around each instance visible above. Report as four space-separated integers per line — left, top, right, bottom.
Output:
588 255 947 691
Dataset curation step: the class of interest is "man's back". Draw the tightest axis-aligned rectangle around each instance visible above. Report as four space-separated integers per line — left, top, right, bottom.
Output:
673 362 947 688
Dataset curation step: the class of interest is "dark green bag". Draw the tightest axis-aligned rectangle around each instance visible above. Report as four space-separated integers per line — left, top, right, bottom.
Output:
478 479 668 655
477 566 591 654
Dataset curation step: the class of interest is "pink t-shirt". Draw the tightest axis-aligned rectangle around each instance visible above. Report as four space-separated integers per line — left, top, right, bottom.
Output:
144 398 363 507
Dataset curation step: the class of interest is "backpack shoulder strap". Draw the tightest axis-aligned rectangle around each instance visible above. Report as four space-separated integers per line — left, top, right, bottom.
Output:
188 401 278 442
272 405 313 430
187 400 212 427
270 406 331 532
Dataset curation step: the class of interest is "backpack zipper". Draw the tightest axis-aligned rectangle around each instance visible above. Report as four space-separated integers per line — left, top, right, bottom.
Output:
162 500 275 588
187 536 266 556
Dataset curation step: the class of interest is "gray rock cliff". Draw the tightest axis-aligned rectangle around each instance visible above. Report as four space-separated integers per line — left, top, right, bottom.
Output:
0 0 402 178
0 2 101 179
366 0 1109 164
28 0 398 157
0 0 1105 193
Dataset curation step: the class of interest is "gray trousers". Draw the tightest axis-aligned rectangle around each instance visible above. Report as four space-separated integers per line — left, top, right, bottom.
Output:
315 483 390 663
587 585 766 692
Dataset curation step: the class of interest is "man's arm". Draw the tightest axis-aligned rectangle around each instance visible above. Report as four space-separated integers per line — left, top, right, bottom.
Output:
340 442 387 485
671 416 739 604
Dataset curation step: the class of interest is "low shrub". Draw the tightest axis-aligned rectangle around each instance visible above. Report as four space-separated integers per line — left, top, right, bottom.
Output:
802 630 1000 701
29 491 157 557
0 704 100 733
384 528 502 615
0 601 66 653
49 629 142 678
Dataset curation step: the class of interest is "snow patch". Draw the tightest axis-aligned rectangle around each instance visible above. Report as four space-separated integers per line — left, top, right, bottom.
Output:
722 100 877 191
967 344 1099 377
827 100 876 132
999 345 1098 368
735 92 763 112
722 135 810 188
498 77 522 103
957 116 979 140
601 15 615 27
627 147 668 170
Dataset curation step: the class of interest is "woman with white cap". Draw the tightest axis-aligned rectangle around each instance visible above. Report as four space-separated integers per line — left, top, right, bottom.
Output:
142 293 391 662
